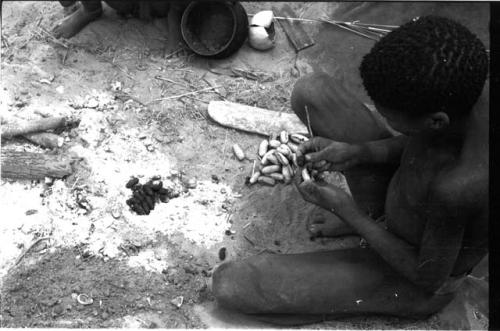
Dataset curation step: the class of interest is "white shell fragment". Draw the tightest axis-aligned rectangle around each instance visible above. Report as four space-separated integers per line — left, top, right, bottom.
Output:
171 296 184 308
77 294 94 305
249 11 276 52
250 10 274 28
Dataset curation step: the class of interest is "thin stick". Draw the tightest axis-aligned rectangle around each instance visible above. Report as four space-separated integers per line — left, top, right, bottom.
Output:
243 235 256 246
365 26 392 33
251 160 256 177
221 130 228 167
322 20 379 41
154 75 187 87
350 20 399 29
148 86 221 104
164 48 183 59
251 15 399 30
304 105 314 138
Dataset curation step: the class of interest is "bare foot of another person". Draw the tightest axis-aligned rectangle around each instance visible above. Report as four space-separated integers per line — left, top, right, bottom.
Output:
307 206 356 238
52 5 102 39
164 3 187 57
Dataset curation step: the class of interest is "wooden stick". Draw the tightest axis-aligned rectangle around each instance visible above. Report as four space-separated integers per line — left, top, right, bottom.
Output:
148 86 221 104
1 116 69 139
23 132 64 149
1 150 74 180
304 105 314 138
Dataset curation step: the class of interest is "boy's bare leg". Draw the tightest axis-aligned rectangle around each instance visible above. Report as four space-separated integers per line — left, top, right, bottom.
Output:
213 248 453 325
165 2 187 55
53 1 103 39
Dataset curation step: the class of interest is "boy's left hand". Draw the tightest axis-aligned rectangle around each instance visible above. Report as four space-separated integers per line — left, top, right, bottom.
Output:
293 169 359 218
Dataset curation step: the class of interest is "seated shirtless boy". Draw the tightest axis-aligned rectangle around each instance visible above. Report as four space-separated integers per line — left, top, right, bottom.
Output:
53 1 187 53
212 16 489 325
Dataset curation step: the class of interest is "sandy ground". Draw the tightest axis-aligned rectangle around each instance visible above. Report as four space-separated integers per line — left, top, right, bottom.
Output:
0 1 488 329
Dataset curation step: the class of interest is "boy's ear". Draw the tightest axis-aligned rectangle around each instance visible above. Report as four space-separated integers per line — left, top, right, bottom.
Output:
425 112 450 130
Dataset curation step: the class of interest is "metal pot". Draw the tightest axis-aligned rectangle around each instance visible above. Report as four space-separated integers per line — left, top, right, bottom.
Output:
181 1 249 59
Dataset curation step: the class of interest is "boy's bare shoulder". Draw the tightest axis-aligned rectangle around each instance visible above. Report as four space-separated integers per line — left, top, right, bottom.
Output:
431 165 488 213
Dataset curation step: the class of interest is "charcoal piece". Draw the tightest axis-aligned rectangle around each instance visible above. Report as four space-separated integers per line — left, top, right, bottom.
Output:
159 194 169 203
158 187 168 195
133 191 146 202
153 192 161 203
132 183 142 191
151 175 161 180
218 247 226 261
126 198 135 207
143 184 154 197
126 177 139 189
151 180 163 191
141 200 151 215
145 195 155 210
134 204 146 215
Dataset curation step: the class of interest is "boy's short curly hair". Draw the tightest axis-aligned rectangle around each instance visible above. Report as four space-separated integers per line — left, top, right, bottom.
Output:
360 16 488 117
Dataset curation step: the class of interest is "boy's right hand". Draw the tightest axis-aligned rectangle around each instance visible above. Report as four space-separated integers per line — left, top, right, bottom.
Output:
297 137 363 171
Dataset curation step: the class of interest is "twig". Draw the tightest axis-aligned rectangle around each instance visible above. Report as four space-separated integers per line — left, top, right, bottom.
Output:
222 130 228 167
148 86 221 104
322 20 380 41
62 47 70 65
304 105 314 138
38 27 70 48
15 237 51 266
351 20 399 29
164 47 183 59
154 75 187 87
243 235 256 246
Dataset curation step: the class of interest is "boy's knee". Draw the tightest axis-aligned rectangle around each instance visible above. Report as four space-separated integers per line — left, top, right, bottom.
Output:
292 73 330 102
212 259 266 313
211 262 233 303
291 72 334 116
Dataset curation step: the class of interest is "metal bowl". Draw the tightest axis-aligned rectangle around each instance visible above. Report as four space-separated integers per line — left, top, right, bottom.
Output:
181 1 248 59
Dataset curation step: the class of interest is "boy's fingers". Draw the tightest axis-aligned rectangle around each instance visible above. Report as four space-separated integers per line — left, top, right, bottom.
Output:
305 151 327 163
297 139 316 154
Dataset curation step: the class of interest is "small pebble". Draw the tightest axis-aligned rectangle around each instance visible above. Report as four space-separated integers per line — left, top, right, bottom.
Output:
52 304 64 316
25 209 38 216
170 296 183 308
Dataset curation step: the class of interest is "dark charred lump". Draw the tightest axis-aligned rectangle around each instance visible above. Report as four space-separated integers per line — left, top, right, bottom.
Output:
125 176 180 215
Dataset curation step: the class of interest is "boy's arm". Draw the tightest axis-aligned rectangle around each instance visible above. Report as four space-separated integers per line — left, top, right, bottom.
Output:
299 135 407 170
358 135 408 165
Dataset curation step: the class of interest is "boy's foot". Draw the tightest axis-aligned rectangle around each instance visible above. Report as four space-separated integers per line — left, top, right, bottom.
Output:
62 2 81 17
307 207 356 238
52 6 102 39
